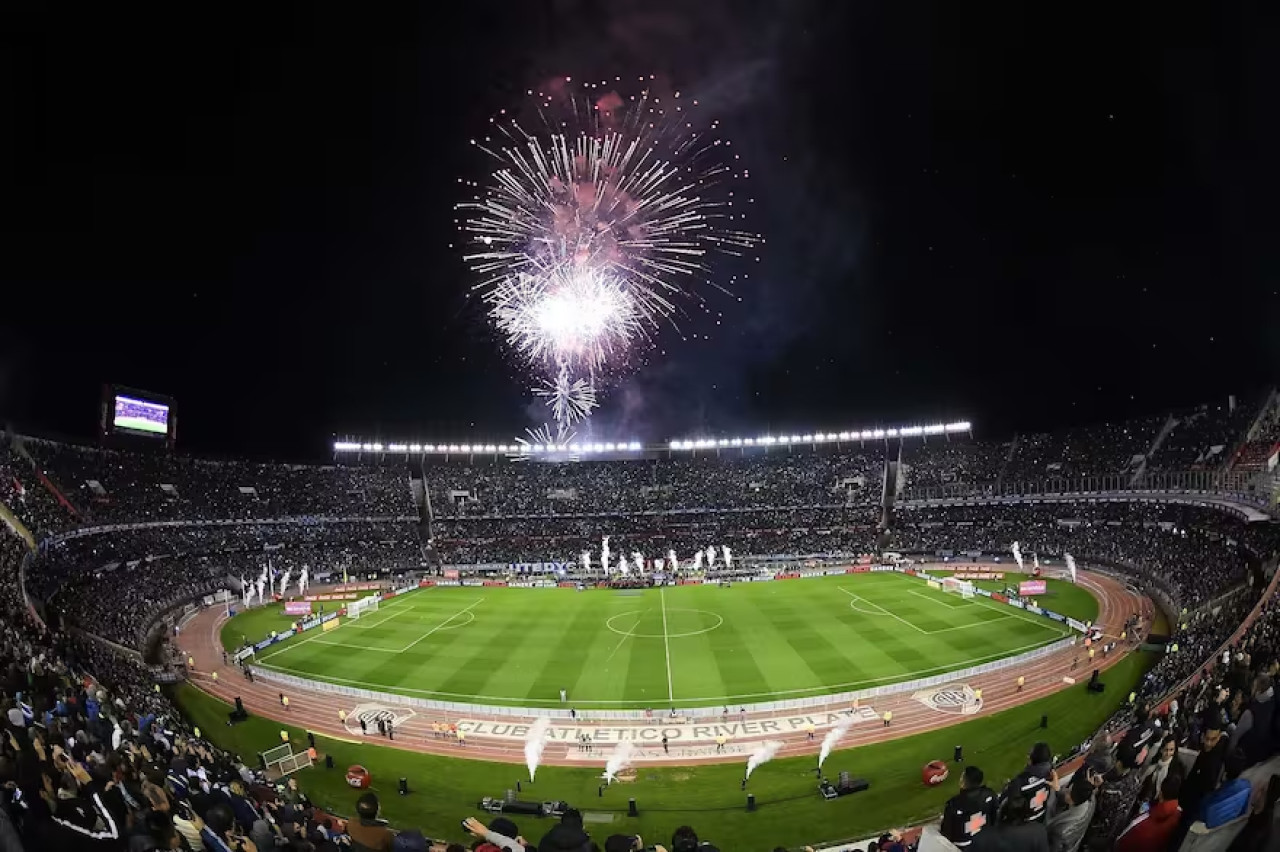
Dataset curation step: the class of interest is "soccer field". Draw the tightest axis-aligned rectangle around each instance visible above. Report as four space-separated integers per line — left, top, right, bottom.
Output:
235 574 1096 709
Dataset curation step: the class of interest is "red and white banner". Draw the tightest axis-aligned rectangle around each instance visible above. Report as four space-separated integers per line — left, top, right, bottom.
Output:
1019 580 1047 596
954 571 1004 581
443 569 461 580
284 601 313 615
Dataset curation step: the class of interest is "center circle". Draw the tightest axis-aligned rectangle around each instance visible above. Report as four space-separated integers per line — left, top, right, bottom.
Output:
606 609 725 639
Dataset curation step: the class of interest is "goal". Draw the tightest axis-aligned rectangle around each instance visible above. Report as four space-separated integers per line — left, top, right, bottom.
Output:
347 596 381 620
941 577 976 599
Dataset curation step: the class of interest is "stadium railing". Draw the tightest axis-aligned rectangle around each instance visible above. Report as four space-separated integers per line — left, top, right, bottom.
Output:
249 636 1074 720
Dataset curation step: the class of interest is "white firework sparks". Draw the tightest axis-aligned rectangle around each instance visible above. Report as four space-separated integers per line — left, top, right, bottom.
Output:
533 370 598 427
459 78 761 436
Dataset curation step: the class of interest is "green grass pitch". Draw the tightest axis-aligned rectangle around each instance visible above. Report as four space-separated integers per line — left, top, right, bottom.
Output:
224 574 1098 708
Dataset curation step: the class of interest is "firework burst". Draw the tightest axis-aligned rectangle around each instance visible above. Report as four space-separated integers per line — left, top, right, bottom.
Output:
459 76 761 437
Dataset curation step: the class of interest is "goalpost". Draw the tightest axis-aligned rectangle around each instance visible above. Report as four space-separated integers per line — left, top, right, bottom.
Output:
347 596 381 620
941 577 976 599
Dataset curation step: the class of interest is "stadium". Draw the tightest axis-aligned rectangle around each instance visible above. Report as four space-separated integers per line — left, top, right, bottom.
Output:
3 394 1280 850
5 7 1279 852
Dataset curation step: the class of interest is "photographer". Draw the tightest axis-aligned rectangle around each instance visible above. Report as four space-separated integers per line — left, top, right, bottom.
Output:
199 802 258 852
463 816 529 852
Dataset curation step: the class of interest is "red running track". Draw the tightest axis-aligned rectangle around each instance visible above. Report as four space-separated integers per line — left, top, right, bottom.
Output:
177 570 1148 768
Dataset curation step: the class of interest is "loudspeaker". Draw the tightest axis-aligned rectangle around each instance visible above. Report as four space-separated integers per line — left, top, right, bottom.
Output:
1040 715 1048 729
1088 682 1106 693
954 745 963 762
628 798 638 817
325 755 334 769
747 793 756 811
398 778 409 796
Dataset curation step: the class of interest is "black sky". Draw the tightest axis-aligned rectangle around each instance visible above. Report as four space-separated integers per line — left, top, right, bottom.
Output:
2 2 1277 460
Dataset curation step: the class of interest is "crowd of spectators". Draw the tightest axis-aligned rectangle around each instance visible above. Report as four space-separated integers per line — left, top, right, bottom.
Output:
1000 417 1165 483
22 437 415 526
425 447 886 518
1146 398 1261 472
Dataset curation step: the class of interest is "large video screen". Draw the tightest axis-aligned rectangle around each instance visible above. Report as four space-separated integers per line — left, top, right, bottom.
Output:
113 394 170 436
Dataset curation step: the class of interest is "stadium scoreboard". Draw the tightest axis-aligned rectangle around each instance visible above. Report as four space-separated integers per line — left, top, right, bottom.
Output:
100 385 177 448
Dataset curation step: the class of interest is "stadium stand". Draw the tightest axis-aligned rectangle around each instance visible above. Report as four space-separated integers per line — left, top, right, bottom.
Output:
2 396 1280 849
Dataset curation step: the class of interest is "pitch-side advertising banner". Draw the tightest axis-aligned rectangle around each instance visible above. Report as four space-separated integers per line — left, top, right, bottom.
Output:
1019 580 1047 596
284 601 313 615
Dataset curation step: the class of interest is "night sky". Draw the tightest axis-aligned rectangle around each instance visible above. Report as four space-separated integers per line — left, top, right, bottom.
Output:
2 2 1277 460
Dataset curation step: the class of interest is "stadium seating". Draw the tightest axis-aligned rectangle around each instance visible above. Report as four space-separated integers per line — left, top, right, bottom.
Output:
2 397 1280 850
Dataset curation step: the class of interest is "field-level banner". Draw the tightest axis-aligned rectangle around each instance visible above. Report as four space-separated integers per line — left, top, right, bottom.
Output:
284 601 312 616
1019 580 1047 596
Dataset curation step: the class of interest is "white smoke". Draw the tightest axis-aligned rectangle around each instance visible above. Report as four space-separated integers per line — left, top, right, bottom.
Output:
667 550 678 572
1011 541 1024 572
1066 553 1078 583
745 739 785 779
818 717 856 769
722 545 732 568
602 741 636 783
524 717 552 781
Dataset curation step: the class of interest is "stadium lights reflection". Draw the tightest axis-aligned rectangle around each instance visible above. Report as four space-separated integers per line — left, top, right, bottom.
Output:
331 440 646 455
666 420 971 451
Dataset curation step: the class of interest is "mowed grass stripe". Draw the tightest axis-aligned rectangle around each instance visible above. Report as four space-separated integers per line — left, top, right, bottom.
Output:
621 605 676 706
761 587 881 689
235 575 1086 707
695 602 766 703
717 590 831 693
529 598 615 704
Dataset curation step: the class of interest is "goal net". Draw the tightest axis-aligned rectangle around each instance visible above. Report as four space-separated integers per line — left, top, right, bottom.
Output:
347 596 380 620
942 577 976 599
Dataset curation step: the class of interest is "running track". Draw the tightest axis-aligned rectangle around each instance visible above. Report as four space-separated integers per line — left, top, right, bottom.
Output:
177 570 1148 768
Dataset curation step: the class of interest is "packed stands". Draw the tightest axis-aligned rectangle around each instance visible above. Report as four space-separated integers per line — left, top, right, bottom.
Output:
1146 397 1262 472
1 397 1279 849
1001 417 1164 482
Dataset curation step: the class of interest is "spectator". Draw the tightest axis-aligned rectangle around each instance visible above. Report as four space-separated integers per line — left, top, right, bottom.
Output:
1228 673 1275 764
1116 774 1183 852
348 792 394 852
1198 748 1252 828
971 791 1050 852
1046 770 1100 852
537 809 591 852
940 765 998 848
1082 742 1144 851
1000 742 1056 823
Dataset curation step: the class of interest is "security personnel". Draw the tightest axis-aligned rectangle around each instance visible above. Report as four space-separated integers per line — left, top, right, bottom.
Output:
941 765 999 847
1000 742 1055 822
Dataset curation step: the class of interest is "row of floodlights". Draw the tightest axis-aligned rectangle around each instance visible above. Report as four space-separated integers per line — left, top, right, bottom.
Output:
667 421 971 450
332 420 971 456
332 440 645 455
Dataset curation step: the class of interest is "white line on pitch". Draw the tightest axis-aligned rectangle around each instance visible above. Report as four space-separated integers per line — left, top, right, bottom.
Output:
604 609 649 663
348 608 413 630
926 614 1016 634
906 589 972 609
660 587 674 701
837 586 927 633
397 599 485 653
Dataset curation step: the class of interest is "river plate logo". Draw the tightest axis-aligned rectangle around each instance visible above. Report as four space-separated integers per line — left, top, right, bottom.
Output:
912 684 982 715
349 702 416 731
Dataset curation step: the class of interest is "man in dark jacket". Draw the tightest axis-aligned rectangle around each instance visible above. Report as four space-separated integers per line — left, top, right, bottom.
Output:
537 808 592 852
941 766 999 848
1000 742 1056 823
1179 712 1229 822
971 790 1050 852
1082 743 1144 852
1230 673 1275 765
